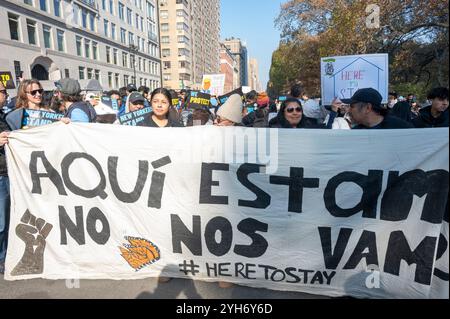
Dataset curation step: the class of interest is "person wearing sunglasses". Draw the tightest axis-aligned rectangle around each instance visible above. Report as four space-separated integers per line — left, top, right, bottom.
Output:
4 79 57 130
268 97 319 129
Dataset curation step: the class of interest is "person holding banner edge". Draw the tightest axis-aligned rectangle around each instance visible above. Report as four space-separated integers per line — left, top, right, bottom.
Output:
0 81 10 274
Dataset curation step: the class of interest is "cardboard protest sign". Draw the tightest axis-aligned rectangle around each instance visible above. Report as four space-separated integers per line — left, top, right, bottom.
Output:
202 74 225 96
22 109 63 128
321 54 389 105
218 87 244 105
4 124 449 299
118 107 152 126
0 71 16 89
187 91 211 109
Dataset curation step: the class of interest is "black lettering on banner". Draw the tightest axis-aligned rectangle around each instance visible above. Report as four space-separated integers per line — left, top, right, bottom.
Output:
285 267 301 283
108 157 149 203
237 164 271 209
269 167 319 213
85 207 110 245
61 153 108 199
233 218 268 258
434 233 449 281
324 171 383 218
171 214 202 255
343 230 379 269
318 227 353 269
199 163 229 205
381 170 449 224
384 231 437 285
30 151 67 195
204 217 233 257
59 206 85 245
148 156 171 209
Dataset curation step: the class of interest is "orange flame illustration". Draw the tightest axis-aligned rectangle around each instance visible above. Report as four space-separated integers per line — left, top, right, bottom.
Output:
119 236 160 271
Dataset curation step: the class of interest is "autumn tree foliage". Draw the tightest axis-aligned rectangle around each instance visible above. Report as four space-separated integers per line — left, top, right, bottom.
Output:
268 0 449 100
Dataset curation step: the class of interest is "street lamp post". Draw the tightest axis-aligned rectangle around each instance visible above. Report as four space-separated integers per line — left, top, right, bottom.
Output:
129 44 138 86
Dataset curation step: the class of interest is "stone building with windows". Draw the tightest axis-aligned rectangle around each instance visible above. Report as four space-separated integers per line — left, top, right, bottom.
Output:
0 0 162 94
158 0 220 90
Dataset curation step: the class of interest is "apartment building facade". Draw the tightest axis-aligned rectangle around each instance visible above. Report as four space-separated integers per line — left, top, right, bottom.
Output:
219 42 238 93
0 0 162 93
158 0 220 90
223 37 248 88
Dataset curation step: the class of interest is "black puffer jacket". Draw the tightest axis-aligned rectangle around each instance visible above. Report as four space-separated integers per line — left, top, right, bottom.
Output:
412 105 449 128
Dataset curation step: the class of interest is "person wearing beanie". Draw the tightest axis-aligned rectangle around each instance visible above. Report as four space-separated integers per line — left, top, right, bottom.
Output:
55 78 97 123
214 94 243 126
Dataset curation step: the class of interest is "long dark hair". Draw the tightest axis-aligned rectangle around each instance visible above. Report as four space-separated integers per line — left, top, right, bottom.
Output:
272 98 308 128
150 88 172 107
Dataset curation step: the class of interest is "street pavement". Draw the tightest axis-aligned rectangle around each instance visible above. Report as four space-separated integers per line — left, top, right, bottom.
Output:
0 276 330 299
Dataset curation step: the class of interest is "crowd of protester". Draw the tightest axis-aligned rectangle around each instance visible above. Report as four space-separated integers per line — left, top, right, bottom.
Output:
0 77 448 277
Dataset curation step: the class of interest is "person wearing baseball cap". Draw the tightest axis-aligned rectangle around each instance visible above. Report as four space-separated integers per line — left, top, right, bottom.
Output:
55 78 96 123
341 88 413 129
127 92 146 112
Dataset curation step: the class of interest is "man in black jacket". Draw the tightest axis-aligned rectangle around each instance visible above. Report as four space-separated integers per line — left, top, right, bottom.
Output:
342 88 413 129
412 87 449 128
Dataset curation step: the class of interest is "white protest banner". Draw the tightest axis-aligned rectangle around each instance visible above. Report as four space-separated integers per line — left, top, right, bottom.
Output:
4 124 449 299
321 54 389 105
202 74 226 96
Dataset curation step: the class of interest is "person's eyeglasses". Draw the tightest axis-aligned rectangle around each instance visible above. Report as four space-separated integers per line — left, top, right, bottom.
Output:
27 89 44 96
286 107 302 113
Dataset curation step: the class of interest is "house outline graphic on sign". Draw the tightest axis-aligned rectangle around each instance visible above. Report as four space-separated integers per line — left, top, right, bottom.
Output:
331 57 384 98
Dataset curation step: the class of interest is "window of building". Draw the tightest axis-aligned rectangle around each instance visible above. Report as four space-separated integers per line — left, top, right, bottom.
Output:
39 0 47 11
122 52 128 67
161 23 169 32
146 1 155 20
113 49 118 65
109 0 114 14
102 0 106 10
128 32 134 45
82 8 88 28
92 42 98 60
120 28 126 44
43 25 52 48
89 13 95 32
24 0 32 6
127 8 132 25
124 74 129 85
95 70 100 81
106 46 111 63
57 29 65 52
54 0 61 17
163 61 171 70
65 69 70 78
79 66 85 80
108 72 113 88
160 10 168 19
161 36 169 44
104 19 109 37
8 13 20 41
76 36 82 56
118 2 124 20
87 68 93 79
27 19 37 45
163 74 171 81
115 73 120 88
85 39 91 58
72 4 80 26
111 23 116 40
162 49 170 57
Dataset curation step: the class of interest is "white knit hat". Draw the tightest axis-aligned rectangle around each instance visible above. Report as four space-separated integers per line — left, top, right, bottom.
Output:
216 94 243 124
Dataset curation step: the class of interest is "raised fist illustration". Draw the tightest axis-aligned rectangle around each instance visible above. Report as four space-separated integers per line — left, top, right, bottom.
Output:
11 210 53 276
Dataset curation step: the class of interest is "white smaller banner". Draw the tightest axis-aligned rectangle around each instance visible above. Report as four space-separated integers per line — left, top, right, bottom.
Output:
321 53 389 105
202 74 226 96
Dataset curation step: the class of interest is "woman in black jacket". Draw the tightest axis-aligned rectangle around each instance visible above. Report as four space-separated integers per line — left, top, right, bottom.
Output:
267 97 321 128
